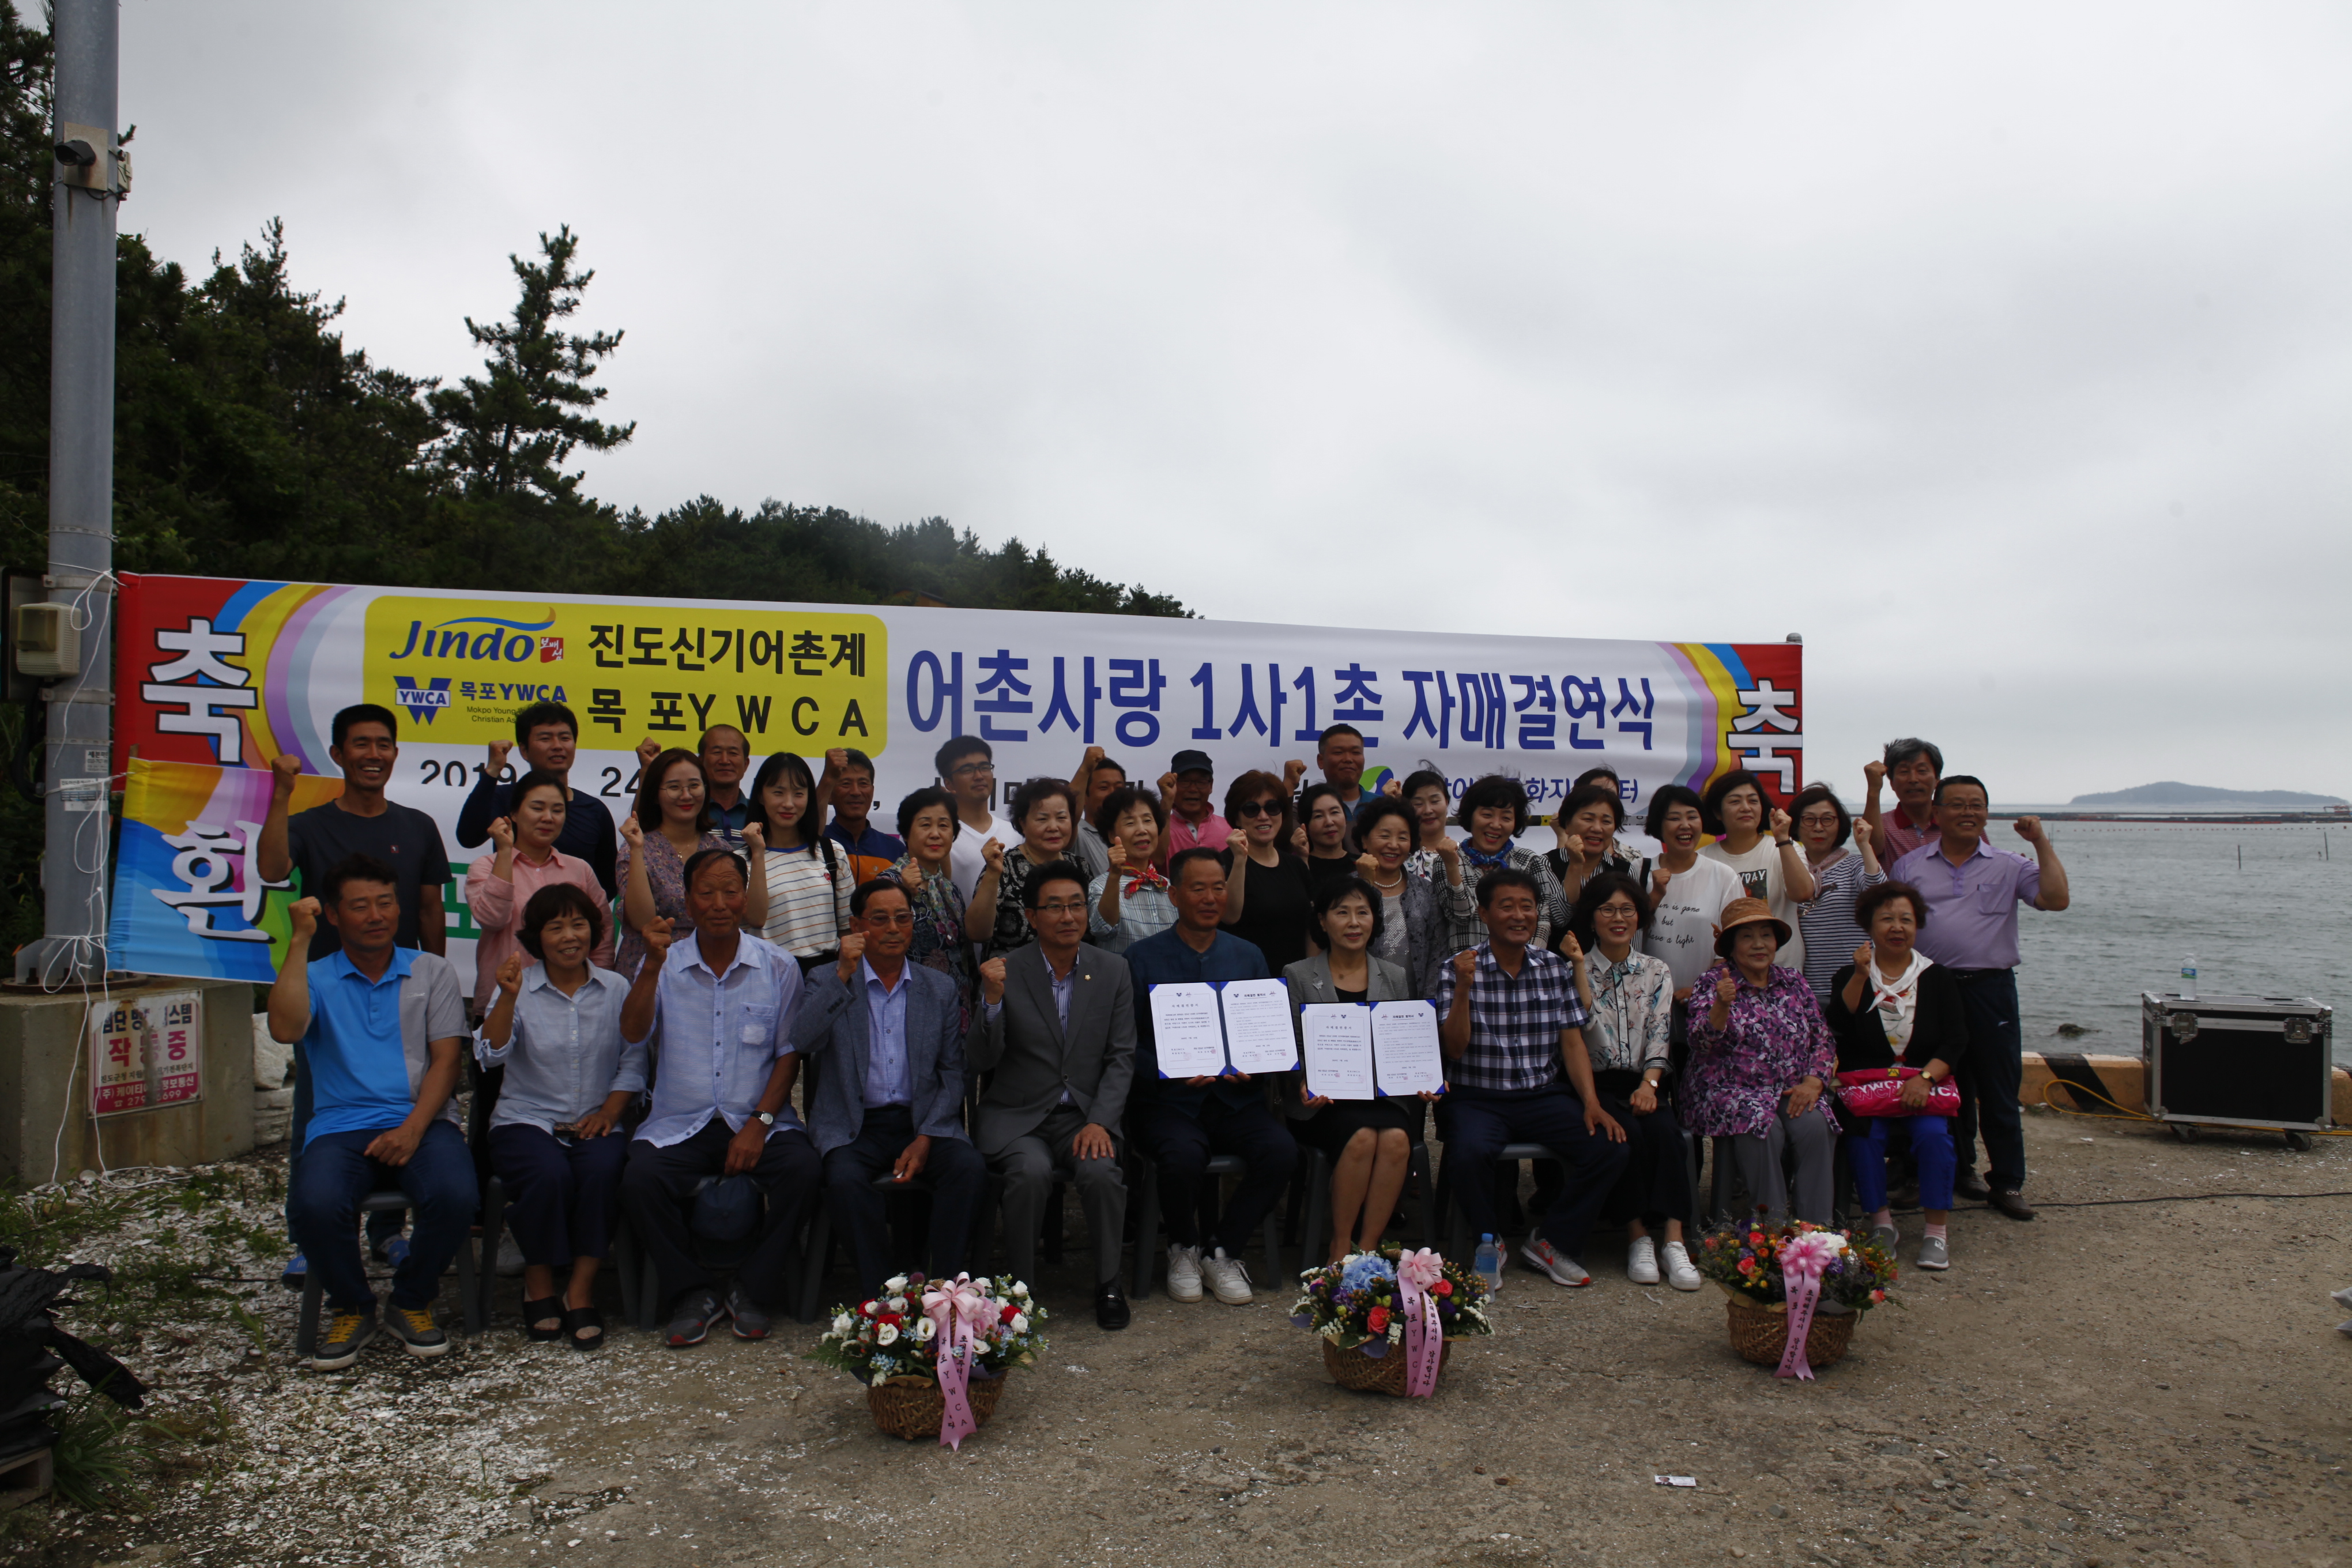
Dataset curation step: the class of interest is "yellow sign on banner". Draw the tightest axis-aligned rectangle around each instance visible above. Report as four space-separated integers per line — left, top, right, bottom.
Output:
361 597 888 751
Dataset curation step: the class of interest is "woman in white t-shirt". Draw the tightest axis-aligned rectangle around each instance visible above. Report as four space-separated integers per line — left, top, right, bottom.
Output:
1697 769 1816 975
742 751 851 973
1638 785 1746 1001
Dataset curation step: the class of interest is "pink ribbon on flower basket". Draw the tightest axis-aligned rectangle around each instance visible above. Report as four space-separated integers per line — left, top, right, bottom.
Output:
1394 1249 1447 1397
1773 1232 1848 1381
921 1274 994 1449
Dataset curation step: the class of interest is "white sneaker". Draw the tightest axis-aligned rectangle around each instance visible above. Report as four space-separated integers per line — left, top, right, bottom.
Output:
1660 1241 1702 1292
1166 1243 1204 1303
496 1234 525 1277
2331 1286 2352 1313
1626 1236 1660 1285
1201 1248 1255 1305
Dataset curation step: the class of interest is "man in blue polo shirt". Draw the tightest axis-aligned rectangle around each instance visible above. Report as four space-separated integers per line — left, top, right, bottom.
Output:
269 857 474 1371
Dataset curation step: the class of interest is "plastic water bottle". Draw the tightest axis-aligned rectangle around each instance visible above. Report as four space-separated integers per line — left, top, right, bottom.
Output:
1473 1232 1503 1296
2180 954 2197 1002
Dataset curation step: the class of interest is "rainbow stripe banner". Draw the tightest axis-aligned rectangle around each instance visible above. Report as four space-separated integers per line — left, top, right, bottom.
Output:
110 573 1801 981
107 757 343 982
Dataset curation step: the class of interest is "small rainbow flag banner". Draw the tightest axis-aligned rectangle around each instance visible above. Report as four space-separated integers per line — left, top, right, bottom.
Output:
107 757 342 982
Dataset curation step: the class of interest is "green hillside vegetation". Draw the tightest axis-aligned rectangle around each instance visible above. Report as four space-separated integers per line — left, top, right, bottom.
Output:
0 4 1185 956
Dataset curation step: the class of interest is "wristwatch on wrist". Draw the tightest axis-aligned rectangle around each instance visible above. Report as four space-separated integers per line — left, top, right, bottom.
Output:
754 1110 776 1128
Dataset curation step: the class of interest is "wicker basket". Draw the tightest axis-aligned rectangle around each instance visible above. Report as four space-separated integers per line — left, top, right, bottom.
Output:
1320 1337 1452 1395
865 1371 1009 1440
1724 1298 1855 1370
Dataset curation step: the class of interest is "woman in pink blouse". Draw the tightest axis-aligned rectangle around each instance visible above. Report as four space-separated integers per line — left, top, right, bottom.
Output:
466 770 614 1012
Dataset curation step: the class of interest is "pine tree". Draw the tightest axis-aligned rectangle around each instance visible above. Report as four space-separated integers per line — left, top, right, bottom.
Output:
430 225 633 503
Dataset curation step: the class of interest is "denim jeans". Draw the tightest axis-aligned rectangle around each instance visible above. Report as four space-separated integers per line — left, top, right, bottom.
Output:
288 1120 477 1311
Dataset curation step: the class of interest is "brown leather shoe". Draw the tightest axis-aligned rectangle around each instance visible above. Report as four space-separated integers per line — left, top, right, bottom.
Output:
1988 1189 2037 1222
1953 1169 1993 1203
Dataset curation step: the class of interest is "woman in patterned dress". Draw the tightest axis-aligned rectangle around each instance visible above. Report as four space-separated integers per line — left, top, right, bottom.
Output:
1682 897 1838 1226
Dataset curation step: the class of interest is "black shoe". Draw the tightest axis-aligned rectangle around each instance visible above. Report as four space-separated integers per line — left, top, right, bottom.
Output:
1953 1170 1993 1203
1095 1278 1131 1332
1988 1189 2037 1222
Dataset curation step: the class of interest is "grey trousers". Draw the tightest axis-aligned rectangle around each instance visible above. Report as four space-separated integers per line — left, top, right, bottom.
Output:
1724 1104 1835 1227
987 1105 1127 1287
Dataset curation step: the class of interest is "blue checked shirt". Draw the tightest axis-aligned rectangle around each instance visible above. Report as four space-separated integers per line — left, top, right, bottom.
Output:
1428 942 1590 1093
627 932 806 1146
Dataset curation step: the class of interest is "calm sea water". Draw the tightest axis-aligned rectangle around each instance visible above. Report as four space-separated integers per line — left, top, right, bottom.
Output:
1989 821 2349 1061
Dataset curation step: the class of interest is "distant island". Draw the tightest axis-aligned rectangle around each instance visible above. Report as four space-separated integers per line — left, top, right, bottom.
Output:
2070 781 2347 808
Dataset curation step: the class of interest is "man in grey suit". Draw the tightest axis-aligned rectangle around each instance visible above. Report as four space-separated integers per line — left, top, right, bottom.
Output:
971 861 1136 1330
793 879 986 1302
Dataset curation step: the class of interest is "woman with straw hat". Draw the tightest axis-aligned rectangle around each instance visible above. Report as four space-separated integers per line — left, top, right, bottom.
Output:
1681 897 1839 1225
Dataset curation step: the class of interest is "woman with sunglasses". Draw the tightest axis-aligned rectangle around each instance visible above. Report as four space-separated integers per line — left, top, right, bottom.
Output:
1220 770 1315 973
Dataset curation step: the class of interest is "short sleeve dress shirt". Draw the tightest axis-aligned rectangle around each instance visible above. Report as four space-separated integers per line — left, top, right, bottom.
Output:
628 932 806 1145
1891 838 2043 971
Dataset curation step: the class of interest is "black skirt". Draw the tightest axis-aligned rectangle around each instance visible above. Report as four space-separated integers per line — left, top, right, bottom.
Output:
1295 1098 1422 1162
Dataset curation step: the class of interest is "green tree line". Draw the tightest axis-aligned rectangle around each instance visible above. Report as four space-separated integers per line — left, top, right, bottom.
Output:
0 3 1185 954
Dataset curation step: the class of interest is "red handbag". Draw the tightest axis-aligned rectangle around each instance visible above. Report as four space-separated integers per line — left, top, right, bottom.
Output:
1835 1065 1960 1118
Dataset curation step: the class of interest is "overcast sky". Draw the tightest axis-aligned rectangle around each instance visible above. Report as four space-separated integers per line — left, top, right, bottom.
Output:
110 2 2352 802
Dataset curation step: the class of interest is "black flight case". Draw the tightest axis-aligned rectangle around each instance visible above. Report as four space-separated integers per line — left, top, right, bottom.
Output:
2141 991 2335 1150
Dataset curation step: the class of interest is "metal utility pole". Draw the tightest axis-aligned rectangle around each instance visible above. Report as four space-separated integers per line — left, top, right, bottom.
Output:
16 0 122 986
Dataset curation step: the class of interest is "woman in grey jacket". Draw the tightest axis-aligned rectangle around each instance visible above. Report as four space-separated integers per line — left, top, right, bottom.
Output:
1350 796 1468 998
1283 878 1435 1262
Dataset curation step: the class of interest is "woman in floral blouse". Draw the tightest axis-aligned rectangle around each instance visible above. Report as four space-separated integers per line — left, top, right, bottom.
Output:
1565 873 1699 1290
1682 897 1838 1225
879 787 976 1023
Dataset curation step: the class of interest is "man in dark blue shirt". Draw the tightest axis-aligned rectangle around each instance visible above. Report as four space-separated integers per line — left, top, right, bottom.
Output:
1125 849 1298 1307
454 701 619 896
817 747 906 879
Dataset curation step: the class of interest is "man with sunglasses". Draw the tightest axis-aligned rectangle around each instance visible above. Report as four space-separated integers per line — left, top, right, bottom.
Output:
939 736 1022 904
971 862 1136 1329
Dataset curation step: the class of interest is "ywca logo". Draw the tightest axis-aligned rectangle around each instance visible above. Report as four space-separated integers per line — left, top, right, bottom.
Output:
539 636 564 664
391 676 454 725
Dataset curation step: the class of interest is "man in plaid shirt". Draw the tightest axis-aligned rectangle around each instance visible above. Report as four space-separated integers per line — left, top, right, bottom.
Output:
1433 868 1630 1288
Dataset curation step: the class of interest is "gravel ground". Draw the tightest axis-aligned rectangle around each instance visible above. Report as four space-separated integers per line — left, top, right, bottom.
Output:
7 1108 2351 1568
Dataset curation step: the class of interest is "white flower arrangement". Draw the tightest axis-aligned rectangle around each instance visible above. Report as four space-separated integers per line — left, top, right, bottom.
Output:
809 1273 1053 1388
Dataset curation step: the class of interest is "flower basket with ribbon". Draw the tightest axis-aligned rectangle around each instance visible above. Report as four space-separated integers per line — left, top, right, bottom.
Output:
808 1272 1049 1448
1694 1216 1897 1379
1288 1246 1491 1398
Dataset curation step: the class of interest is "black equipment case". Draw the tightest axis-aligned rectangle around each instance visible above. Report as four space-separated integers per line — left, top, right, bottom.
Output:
2141 992 2335 1140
